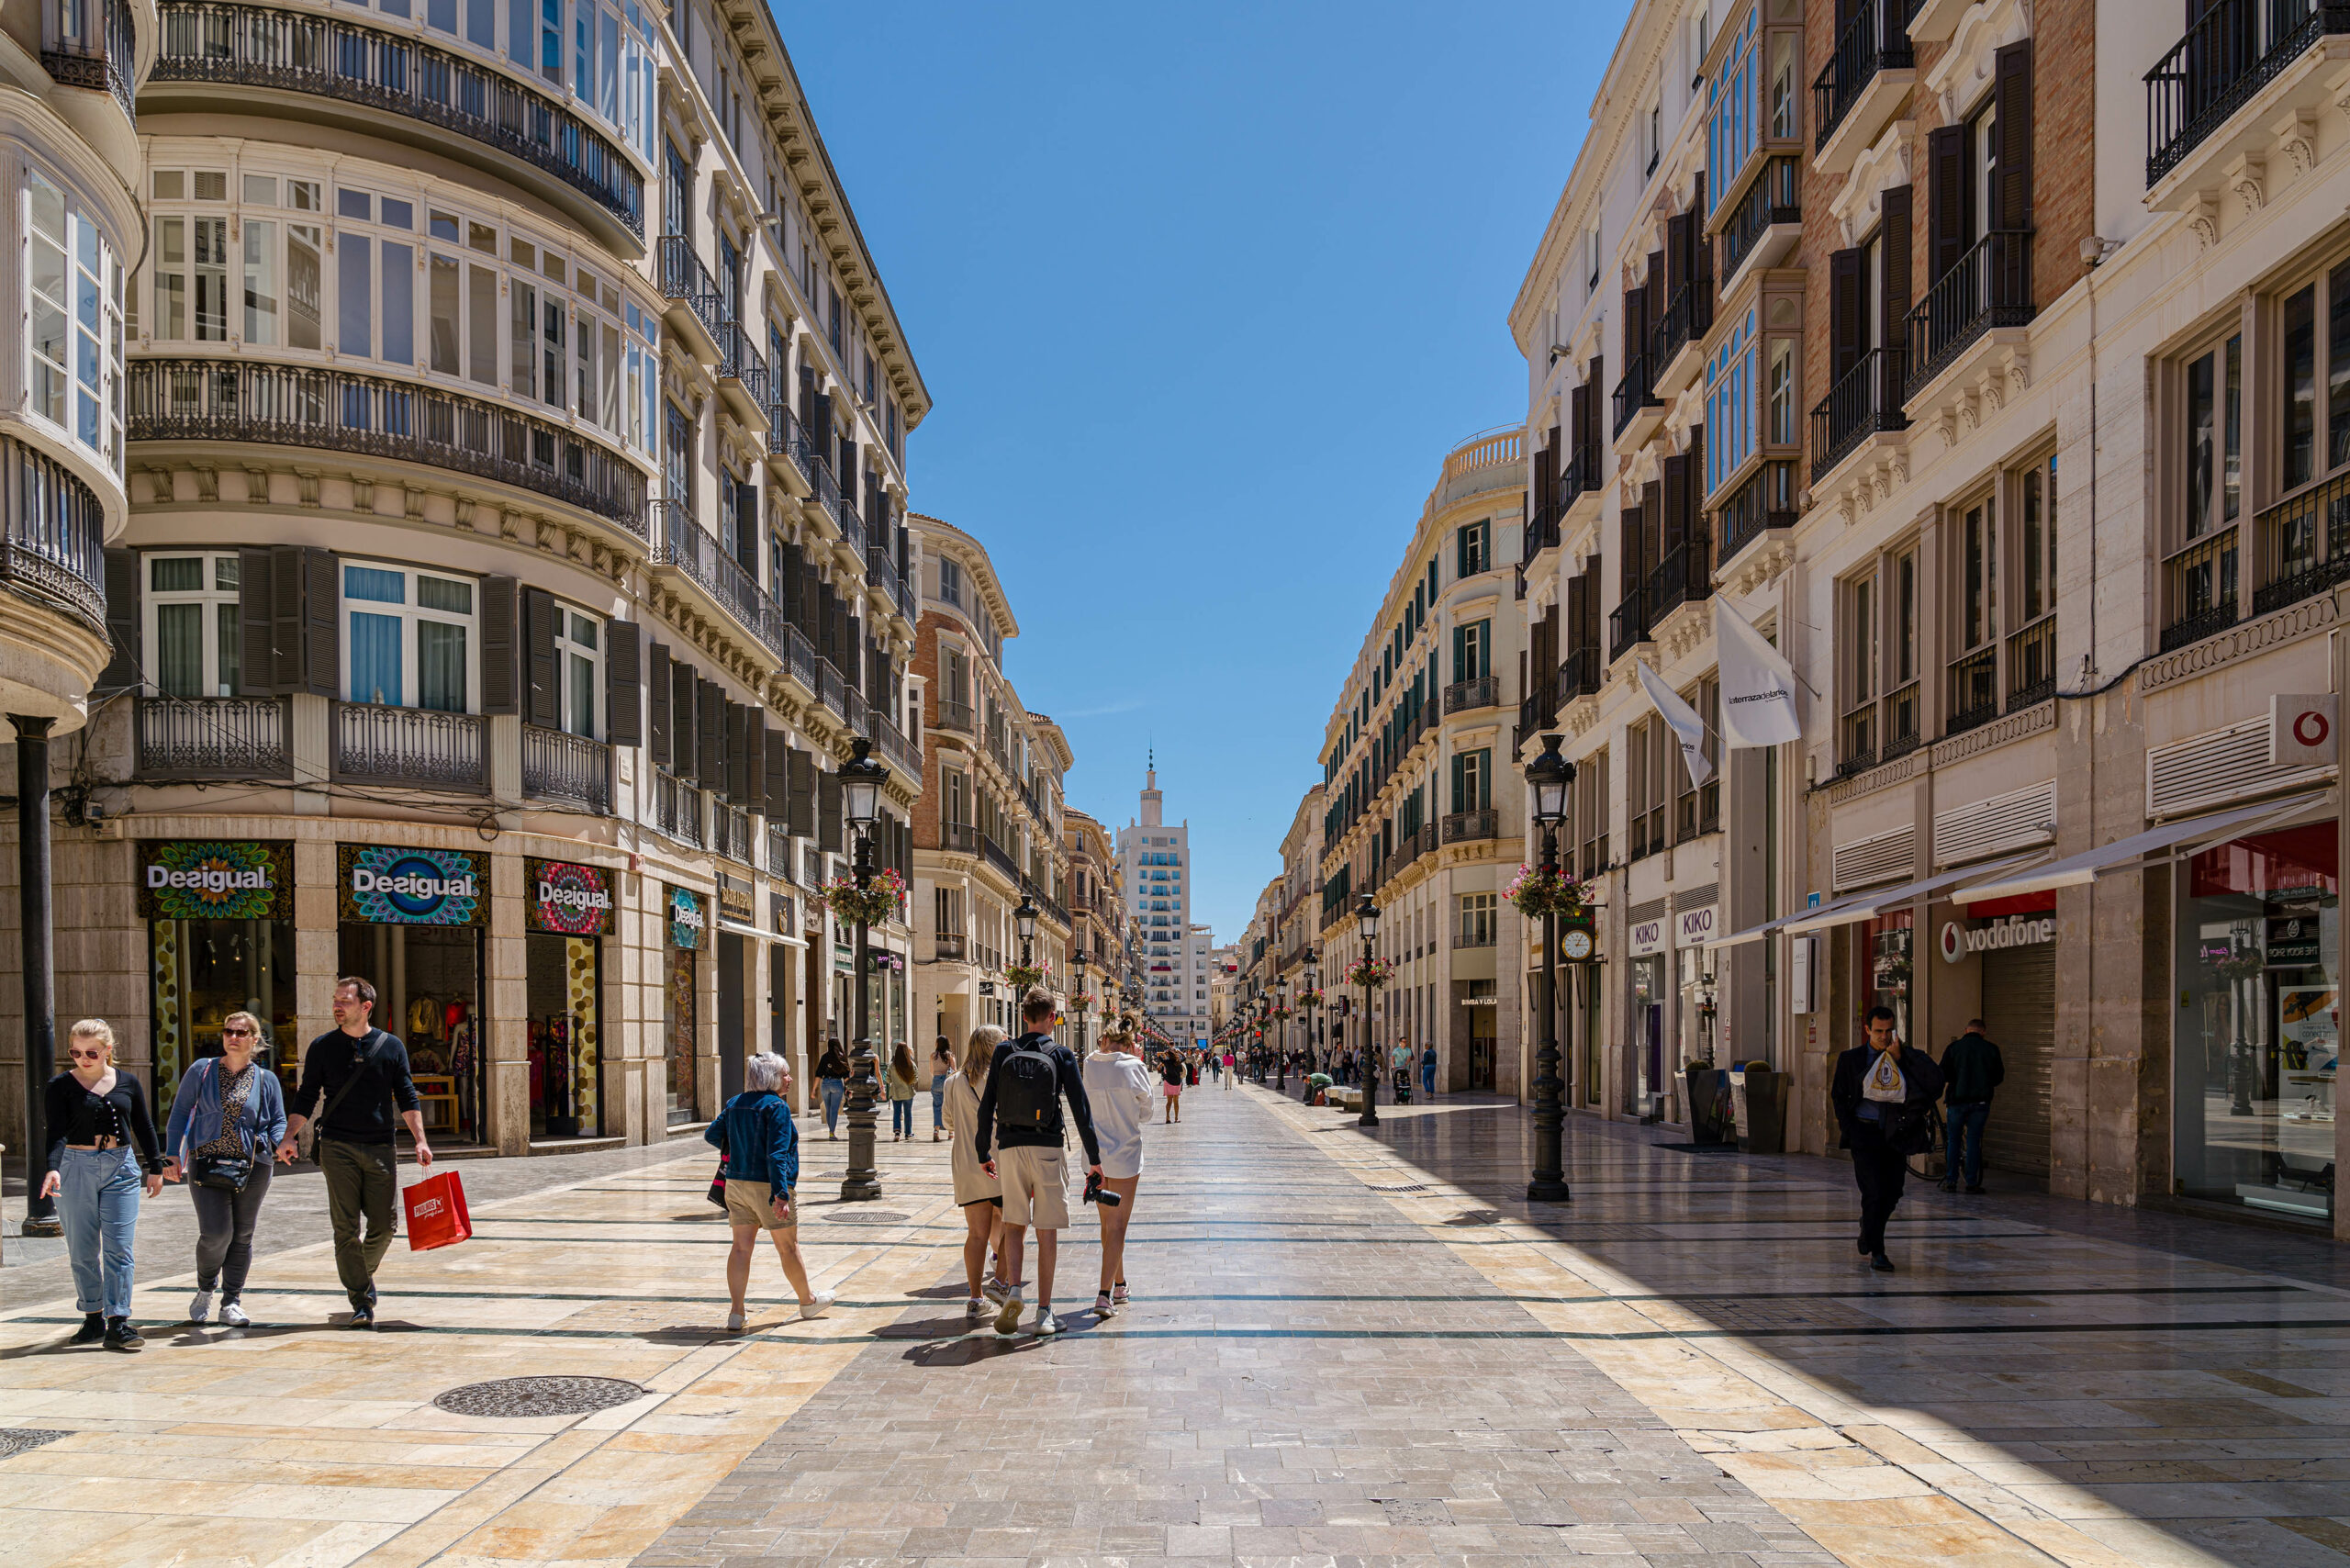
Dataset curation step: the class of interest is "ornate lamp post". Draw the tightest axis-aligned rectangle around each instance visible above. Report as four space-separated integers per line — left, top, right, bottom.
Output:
1524 733 1575 1204
1275 977 1290 1090
1072 946 1091 1056
1302 955 1320 1097
838 738 890 1203
1355 894 1382 1128
1015 893 1039 971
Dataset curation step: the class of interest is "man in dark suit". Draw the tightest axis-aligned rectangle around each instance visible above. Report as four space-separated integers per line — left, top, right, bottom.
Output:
1830 1005 1945 1273
1938 1019 2006 1194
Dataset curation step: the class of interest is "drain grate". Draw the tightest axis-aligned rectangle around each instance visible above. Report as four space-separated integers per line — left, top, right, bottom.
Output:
432 1377 646 1418
824 1209 910 1224
1371 1183 1427 1193
0 1429 70 1459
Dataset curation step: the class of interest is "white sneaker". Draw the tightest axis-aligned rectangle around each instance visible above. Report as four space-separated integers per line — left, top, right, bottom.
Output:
981 1277 1011 1305
965 1296 988 1321
798 1292 834 1320
993 1289 1024 1337
724 1309 746 1333
1035 1308 1063 1336
218 1302 249 1327
187 1290 213 1325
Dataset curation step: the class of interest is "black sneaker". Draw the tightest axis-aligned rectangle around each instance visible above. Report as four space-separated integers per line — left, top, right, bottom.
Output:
1870 1252 1896 1273
1964 1184 1986 1194
103 1318 144 1352
69 1313 104 1345
346 1305 375 1330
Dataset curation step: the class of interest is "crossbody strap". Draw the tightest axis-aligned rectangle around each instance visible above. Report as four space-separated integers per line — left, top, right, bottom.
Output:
313 1035 390 1144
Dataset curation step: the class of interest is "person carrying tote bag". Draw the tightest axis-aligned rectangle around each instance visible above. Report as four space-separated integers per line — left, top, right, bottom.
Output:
162 1011 292 1327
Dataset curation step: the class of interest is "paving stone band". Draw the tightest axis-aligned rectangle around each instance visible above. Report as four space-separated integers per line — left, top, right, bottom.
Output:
431 1377 646 1418
0 1429 69 1459
823 1209 910 1223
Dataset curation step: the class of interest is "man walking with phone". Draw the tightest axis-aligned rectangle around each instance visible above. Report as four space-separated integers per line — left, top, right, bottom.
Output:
279 977 431 1328
976 988 1102 1338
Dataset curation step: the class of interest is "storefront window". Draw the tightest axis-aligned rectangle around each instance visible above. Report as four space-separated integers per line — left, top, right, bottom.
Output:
1861 911 1914 1044
140 841 296 1110
525 858 611 1139
337 844 487 1144
1631 954 1665 1110
2177 821 2337 1223
666 886 704 1124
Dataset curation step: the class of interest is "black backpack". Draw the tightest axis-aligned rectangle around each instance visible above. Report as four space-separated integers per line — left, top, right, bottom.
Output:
995 1034 1061 1129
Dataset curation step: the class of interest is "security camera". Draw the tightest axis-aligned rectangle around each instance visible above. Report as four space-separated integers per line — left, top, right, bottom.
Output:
2080 235 2121 268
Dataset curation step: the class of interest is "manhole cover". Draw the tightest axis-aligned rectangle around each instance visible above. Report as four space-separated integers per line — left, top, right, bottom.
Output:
432 1377 645 1418
0 1428 69 1458
1371 1183 1427 1193
824 1209 909 1224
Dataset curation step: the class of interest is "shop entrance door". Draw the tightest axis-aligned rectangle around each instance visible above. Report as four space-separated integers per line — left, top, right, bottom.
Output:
717 931 746 1104
1981 942 2055 1182
665 945 698 1125
340 923 485 1145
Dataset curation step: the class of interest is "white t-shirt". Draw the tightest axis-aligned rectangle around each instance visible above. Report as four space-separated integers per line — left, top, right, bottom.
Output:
1082 1051 1157 1180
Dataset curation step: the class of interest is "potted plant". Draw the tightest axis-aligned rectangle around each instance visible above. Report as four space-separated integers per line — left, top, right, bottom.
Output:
1005 957 1054 991
1504 863 1583 920
1343 957 1394 989
820 867 907 928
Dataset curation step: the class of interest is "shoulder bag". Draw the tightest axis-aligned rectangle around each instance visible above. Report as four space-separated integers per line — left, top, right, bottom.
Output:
187 1060 254 1193
307 1033 394 1162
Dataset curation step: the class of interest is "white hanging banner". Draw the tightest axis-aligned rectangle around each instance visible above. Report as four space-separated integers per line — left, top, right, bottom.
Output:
1715 601 1803 748
1636 661 1713 789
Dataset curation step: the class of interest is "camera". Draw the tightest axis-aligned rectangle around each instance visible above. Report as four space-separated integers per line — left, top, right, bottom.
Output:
1083 1170 1121 1207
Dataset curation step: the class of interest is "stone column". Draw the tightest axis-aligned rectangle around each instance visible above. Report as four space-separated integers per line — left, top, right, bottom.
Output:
487 853 528 1155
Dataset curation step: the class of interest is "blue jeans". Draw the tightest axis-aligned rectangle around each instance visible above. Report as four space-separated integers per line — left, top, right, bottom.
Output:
890 1098 914 1136
821 1078 845 1133
1946 1101 1990 1189
930 1073 948 1128
1421 1062 1437 1096
60 1145 141 1318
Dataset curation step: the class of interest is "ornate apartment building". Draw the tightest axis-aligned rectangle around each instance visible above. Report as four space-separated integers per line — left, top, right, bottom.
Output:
1 0 929 1152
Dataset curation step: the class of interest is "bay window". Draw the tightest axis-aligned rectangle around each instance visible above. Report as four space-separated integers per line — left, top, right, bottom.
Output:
27 165 123 470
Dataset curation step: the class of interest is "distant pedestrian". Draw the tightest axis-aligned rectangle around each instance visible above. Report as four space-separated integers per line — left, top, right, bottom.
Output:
815 1041 848 1138
279 977 431 1329
706 1052 833 1332
975 988 1102 1337
1419 1043 1438 1099
887 1042 920 1140
1939 1019 2006 1194
162 1011 291 1327
1083 1027 1155 1316
1159 1047 1186 1122
1830 1006 1944 1273
43 1019 163 1350
946 1025 1008 1320
1221 1050 1235 1089
929 1037 955 1141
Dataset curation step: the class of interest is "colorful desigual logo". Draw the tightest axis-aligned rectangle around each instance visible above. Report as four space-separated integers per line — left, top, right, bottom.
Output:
528 858 616 936
138 841 291 922
669 886 705 950
340 845 487 926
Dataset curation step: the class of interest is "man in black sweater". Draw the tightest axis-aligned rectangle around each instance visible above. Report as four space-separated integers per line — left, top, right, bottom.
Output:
976 988 1101 1338
280 976 431 1327
1830 1006 1944 1273
1939 1019 2006 1194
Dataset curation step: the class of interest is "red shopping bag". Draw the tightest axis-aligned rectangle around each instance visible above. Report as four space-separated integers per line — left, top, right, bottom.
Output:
403 1170 473 1251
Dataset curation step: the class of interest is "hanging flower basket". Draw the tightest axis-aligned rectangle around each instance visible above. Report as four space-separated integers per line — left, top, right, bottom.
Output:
2211 948 2267 984
1505 863 1583 921
1296 988 1324 1010
1269 1006 1292 1021
1069 990 1098 1014
822 867 907 928
1004 958 1054 991
1344 958 1394 990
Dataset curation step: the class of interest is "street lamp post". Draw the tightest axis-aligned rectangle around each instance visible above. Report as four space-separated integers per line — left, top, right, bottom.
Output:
838 738 890 1204
1524 733 1575 1204
1275 977 1290 1091
1072 947 1090 1057
1302 956 1320 1099
1015 893 1038 972
1355 894 1381 1128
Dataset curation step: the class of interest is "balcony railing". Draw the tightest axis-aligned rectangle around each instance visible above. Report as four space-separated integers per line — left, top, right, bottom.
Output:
1718 459 1796 566
981 834 1020 881
1522 492 1560 565
1651 279 1714 372
1814 0 1914 151
1884 681 1920 761
1442 809 1498 844
656 235 724 341
783 620 817 697
129 359 649 536
0 435 106 633
1946 647 1998 737
2163 532 2240 649
152 3 643 241
654 767 704 848
655 499 768 644
1558 644 1600 705
716 323 769 408
1810 346 1908 483
869 713 921 777
135 696 290 779
1647 539 1711 623
815 656 845 718
2255 469 2350 614
719 802 752 866
522 722 610 813
767 823 794 881
1720 155 1801 282
1443 674 1501 713
1906 231 2034 397
942 820 979 855
766 401 818 487
1839 707 1877 778
935 696 975 734
330 701 485 791
45 0 136 125
1612 353 1662 438
2006 617 2055 711
933 932 968 962
2146 0 2350 185
1608 593 1651 663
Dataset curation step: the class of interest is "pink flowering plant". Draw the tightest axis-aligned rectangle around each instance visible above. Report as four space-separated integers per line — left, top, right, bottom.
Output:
1505 863 1583 921
1005 958 1054 991
822 867 907 927
1344 957 1395 989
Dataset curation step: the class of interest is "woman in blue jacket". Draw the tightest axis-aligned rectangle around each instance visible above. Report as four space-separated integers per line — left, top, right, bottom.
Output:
162 1011 292 1326
707 1052 834 1333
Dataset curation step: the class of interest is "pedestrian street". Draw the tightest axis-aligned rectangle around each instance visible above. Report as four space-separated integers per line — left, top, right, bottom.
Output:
2 1084 2347 1568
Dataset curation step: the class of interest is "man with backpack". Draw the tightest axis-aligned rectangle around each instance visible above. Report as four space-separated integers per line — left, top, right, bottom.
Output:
975 988 1102 1337
277 977 431 1329
1939 1019 2006 1194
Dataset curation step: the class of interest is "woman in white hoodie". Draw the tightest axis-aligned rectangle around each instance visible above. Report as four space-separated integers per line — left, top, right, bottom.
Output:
1081 1028 1156 1316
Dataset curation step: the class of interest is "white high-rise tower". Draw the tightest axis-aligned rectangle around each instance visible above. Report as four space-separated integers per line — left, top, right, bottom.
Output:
1118 760 1211 1046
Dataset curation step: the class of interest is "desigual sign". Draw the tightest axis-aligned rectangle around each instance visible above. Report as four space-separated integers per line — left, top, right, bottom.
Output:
1939 915 2056 963
527 858 616 936
668 886 705 949
137 840 292 922
339 845 487 926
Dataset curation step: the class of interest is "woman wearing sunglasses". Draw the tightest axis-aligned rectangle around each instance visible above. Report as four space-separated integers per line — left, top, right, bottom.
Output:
162 1011 291 1326
39 1019 163 1350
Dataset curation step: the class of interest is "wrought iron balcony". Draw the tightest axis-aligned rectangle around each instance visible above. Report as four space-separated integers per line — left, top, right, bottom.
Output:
135 695 289 779
654 767 704 848
719 802 752 866
1883 681 1920 761
1443 674 1500 714
1442 809 1498 844
767 823 795 881
1814 0 1915 151
1718 459 1797 566
715 323 770 413
815 656 845 718
330 700 485 791
1906 231 2034 398
44 0 137 126
522 722 610 813
1646 539 1711 624
981 834 1020 881
942 820 979 855
2006 617 2055 711
1720 155 1801 283
1607 593 1651 663
1809 346 1908 484
1838 707 1876 778
766 401 818 489
151 3 643 244
2254 467 2350 615
2163 532 2239 650
868 712 921 777
1651 279 1714 375
2146 0 2350 185
653 499 788 661
1611 353 1662 440
129 359 649 537
935 697 975 734
1946 647 1998 737
655 235 723 355
1557 644 1599 705
0 435 106 634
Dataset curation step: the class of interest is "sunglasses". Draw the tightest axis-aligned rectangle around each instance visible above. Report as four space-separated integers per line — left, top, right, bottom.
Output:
67 1048 106 1060
222 1025 256 1037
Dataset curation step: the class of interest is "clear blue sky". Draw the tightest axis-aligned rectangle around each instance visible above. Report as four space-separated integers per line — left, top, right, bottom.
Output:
782 2 1628 942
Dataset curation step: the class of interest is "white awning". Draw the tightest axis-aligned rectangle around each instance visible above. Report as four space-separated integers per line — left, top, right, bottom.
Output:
1704 890 1883 950
1949 791 2333 906
1779 849 2051 933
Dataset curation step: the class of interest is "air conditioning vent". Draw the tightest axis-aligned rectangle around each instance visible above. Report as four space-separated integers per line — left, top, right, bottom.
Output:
1628 896 1667 924
1671 881 1719 912
1933 779 2056 867
1831 824 1914 891
2147 719 2334 821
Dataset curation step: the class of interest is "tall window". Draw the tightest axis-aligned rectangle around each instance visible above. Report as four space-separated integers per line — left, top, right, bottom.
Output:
1457 892 1497 948
1674 676 1720 840
28 166 121 468
145 554 241 699
939 555 964 607
554 607 601 737
1457 521 1488 577
342 562 476 711
1628 719 1668 857
1452 620 1489 682
1948 494 1998 731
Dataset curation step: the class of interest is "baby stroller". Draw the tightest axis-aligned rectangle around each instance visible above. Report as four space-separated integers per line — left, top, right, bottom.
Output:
1393 1066 1414 1105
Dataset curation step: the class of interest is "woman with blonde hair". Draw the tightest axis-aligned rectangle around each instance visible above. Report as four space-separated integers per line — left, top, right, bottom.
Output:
162 1011 292 1326
1082 1028 1155 1316
944 1024 1006 1320
40 1020 163 1350
886 1041 921 1140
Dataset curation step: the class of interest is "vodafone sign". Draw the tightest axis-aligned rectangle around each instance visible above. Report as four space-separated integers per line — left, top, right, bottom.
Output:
2270 693 2341 766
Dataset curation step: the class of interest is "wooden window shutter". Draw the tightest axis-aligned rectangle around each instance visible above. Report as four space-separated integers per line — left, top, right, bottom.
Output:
1928 127 1967 286
479 576 520 716
99 547 140 690
698 680 725 787
299 547 338 698
1569 384 1589 465
787 745 815 837
763 728 789 820
1623 286 1647 369
671 660 698 780
1665 212 1692 295
1880 185 1913 352
647 641 671 765
1830 248 1863 381
238 547 275 696
1640 479 1663 581
267 544 305 694
1995 41 2033 235
605 621 643 747
1584 356 1605 453
818 767 842 852
722 700 746 801
1661 454 1688 559
745 708 767 812
1618 504 1642 599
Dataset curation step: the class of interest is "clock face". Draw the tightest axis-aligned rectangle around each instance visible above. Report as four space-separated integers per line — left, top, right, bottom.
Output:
1561 928 1595 962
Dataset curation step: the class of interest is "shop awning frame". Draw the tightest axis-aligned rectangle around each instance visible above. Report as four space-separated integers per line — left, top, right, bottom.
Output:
1778 848 2053 934
1704 890 1883 950
1948 790 2334 906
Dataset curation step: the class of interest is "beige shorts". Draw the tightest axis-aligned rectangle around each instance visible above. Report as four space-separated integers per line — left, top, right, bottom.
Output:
723 1177 798 1232
995 1143 1069 1228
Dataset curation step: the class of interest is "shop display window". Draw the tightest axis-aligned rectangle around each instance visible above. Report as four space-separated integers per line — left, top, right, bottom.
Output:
1860 910 1914 1043
336 922 485 1144
2176 820 2338 1223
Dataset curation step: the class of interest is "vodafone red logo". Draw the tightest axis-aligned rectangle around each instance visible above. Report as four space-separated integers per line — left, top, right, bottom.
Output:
2296 710 2331 748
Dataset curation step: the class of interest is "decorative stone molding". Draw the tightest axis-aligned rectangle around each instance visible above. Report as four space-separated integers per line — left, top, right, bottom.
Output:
1930 698 2053 768
1721 537 1795 598
1929 0 2032 124
2138 589 2339 691
1822 746 1926 806
2190 193 2223 250
2226 151 2266 211
1655 601 1710 663
2276 106 2322 174
1831 124 1915 248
